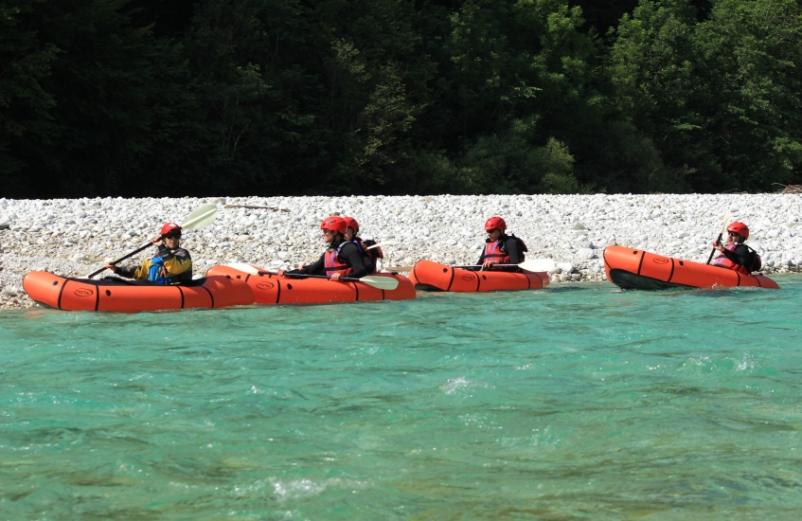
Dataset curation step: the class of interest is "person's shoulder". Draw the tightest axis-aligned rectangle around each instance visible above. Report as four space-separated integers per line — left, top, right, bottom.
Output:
339 241 360 254
175 247 191 259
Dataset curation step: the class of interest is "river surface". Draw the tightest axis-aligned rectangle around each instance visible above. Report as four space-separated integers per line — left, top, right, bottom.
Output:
1 278 801 520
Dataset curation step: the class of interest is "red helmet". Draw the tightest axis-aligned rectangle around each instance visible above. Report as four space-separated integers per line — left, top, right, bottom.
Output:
160 222 182 237
727 221 749 240
484 216 507 232
343 216 359 234
320 216 347 234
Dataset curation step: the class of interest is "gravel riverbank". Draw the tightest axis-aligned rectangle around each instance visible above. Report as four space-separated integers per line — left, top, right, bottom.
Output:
2 194 801 310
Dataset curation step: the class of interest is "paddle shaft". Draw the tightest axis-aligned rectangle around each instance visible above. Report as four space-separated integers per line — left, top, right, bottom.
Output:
455 261 553 271
87 241 155 279
281 273 366 283
260 270 398 290
454 263 522 269
706 232 723 264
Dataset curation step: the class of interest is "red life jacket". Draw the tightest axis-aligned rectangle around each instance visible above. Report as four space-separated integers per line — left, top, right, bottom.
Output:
483 240 510 264
711 242 749 275
324 246 353 277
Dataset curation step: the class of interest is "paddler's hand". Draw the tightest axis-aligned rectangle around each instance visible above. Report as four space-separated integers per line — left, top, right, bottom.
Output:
151 235 163 245
482 260 495 270
105 263 120 274
329 272 342 281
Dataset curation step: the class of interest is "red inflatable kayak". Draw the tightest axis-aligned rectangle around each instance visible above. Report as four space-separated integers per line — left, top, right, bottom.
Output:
603 245 780 290
205 264 416 305
22 271 253 312
408 259 549 292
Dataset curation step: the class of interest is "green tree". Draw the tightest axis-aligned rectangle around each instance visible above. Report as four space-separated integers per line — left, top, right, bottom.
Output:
442 0 600 193
609 0 705 191
696 0 802 189
0 1 59 195
610 0 802 192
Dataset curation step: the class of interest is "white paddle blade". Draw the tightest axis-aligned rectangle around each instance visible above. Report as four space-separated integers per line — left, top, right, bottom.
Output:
360 275 399 290
222 262 262 275
384 265 413 273
519 258 556 272
182 203 218 230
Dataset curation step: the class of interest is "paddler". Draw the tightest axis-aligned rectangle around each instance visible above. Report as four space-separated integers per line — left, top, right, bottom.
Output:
343 216 383 273
106 222 193 284
476 216 528 271
283 216 373 280
710 221 762 274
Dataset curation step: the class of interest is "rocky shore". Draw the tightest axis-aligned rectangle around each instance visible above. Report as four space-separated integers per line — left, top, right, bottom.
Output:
2 194 801 310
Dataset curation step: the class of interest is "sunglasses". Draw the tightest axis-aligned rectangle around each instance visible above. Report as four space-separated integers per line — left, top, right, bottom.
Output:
728 231 740 237
164 233 181 239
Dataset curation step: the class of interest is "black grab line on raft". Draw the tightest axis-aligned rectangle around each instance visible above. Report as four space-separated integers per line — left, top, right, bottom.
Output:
635 250 646 276
473 272 481 292
667 258 676 283
200 285 214 308
94 283 100 311
446 266 456 292
274 275 282 304
56 279 67 310
177 285 185 309
352 281 360 301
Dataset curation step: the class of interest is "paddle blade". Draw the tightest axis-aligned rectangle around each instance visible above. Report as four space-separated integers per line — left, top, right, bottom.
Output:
359 275 400 290
518 258 556 272
222 262 262 276
182 203 218 230
385 265 413 273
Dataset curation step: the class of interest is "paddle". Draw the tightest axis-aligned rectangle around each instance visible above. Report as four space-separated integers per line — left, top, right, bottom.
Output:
386 258 557 273
706 214 732 265
447 258 558 272
221 263 400 291
223 204 290 213
87 202 218 278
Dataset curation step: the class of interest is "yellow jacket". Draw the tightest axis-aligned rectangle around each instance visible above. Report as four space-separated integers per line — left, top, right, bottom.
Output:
119 246 193 284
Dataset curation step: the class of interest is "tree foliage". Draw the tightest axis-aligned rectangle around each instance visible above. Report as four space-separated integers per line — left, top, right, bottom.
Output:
1 0 800 196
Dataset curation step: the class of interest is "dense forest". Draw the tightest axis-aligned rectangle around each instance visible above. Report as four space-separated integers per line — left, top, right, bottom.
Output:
1 0 800 197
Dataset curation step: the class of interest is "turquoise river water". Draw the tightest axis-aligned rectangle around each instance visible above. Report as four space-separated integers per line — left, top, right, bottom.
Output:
1 277 802 520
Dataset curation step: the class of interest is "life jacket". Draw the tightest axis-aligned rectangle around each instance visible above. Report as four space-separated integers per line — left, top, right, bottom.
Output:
136 246 192 284
711 242 760 274
482 234 528 265
324 244 353 277
483 240 510 264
